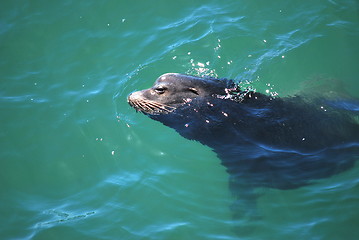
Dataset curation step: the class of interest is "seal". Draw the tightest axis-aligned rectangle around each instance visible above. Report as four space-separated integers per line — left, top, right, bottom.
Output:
128 73 359 190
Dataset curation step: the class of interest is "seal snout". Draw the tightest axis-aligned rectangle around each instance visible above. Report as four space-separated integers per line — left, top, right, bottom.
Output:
128 89 176 115
127 91 142 103
127 91 143 110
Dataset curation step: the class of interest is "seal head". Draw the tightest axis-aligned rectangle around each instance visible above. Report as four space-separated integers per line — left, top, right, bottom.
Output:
128 73 237 115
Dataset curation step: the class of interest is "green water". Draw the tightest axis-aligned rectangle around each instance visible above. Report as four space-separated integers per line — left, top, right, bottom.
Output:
1 1 359 239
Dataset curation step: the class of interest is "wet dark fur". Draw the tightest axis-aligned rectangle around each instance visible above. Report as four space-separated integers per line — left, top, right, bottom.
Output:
128 73 359 190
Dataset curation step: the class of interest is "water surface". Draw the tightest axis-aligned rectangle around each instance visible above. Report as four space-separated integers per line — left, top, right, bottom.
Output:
1 1 359 239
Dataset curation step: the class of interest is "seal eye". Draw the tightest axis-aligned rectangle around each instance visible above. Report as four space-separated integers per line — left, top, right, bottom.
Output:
188 87 199 95
154 87 167 95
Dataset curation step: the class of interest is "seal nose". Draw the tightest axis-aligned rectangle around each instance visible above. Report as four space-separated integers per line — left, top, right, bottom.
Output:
127 91 139 102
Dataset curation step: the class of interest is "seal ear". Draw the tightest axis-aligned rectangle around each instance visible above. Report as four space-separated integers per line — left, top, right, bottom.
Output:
188 87 199 95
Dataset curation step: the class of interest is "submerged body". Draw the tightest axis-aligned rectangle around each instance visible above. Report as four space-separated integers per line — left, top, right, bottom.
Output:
128 73 359 189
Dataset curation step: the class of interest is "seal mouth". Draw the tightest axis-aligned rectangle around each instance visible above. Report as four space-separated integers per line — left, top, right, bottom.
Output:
128 92 176 115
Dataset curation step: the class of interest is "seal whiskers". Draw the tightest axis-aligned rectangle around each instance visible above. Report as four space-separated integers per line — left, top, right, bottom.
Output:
128 96 175 114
